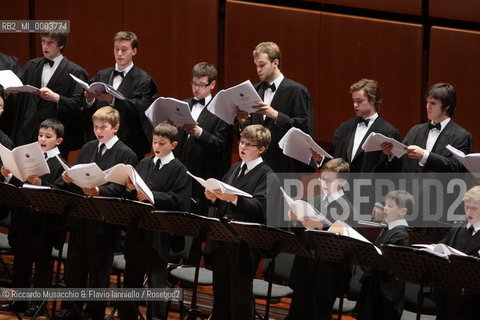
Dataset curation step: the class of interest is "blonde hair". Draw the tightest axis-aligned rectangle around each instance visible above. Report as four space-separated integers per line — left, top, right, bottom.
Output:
240 124 271 150
92 106 120 127
464 186 480 203
252 41 281 64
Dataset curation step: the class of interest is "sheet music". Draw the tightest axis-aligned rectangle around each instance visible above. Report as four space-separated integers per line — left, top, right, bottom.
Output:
278 127 333 164
144 97 197 127
69 73 126 100
280 187 332 226
207 80 262 125
104 163 155 204
187 171 253 198
0 142 50 181
447 144 480 179
59 160 107 189
361 132 407 158
412 243 467 258
328 220 382 255
0 70 39 93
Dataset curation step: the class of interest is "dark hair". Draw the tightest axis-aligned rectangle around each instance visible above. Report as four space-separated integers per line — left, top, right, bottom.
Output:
39 118 65 138
385 190 415 216
426 83 456 117
41 33 68 51
153 123 178 142
192 62 217 83
113 31 138 49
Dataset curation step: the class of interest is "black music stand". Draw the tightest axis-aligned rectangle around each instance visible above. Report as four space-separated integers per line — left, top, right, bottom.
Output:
92 196 155 227
0 182 30 208
228 222 312 320
139 210 239 320
381 244 458 320
305 229 385 319
448 254 480 295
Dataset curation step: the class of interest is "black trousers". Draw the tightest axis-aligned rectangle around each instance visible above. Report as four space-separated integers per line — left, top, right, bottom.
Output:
211 244 255 320
63 225 115 320
12 230 53 289
119 239 168 320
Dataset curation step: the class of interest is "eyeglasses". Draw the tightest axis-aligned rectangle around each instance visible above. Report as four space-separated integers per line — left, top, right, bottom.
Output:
190 81 211 88
239 141 259 148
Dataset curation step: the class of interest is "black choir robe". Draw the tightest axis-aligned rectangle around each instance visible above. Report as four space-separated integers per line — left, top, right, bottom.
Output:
120 156 191 320
356 225 410 320
0 52 21 138
174 99 232 214
332 116 399 172
436 222 480 320
10 56 88 152
126 156 191 261
7 154 66 289
84 65 157 159
67 139 138 242
63 138 137 320
246 78 313 173
209 160 279 320
288 193 355 320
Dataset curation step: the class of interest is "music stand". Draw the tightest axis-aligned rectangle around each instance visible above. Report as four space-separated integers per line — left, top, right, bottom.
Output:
21 186 76 216
0 182 30 208
138 210 239 320
381 244 458 320
228 222 312 320
448 254 480 295
305 229 385 319
92 197 155 227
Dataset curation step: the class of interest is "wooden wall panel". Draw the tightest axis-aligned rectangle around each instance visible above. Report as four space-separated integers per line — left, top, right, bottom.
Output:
309 0 422 15
34 0 124 78
124 0 219 99
224 0 321 137
429 0 480 22
0 0 31 65
429 27 480 151
319 13 423 141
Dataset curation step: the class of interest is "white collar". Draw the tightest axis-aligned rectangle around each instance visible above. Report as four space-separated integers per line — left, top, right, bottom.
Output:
44 146 61 159
326 189 345 204
114 63 134 75
241 157 263 173
387 218 409 230
154 152 175 166
100 135 119 150
269 73 284 89
467 220 480 233
431 117 451 131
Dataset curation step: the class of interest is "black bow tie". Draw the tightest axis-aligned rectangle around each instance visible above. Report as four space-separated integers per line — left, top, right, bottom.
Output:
428 122 441 131
262 82 276 93
356 117 370 126
43 58 54 67
113 70 125 78
194 98 205 106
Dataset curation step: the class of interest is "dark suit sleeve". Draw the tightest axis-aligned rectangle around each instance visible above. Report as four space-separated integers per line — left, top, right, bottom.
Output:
195 117 231 152
113 74 157 116
57 64 89 114
425 130 473 172
274 83 311 134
